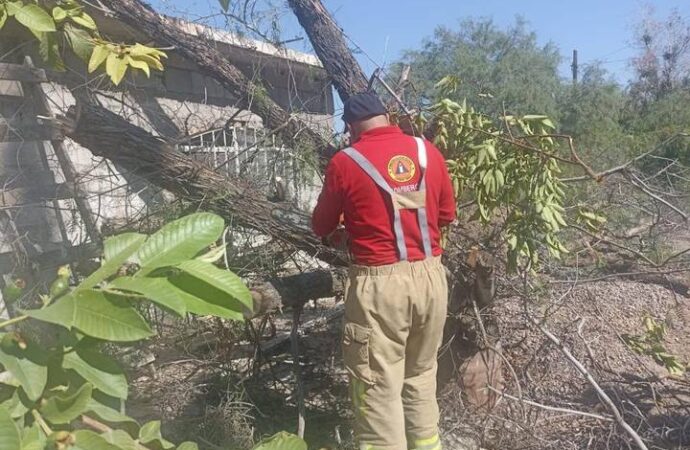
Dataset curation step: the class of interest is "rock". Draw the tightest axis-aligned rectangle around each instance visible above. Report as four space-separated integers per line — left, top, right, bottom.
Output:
458 345 504 408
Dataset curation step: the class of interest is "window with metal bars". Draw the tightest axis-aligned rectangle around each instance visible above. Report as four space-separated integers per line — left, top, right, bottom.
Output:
177 125 298 201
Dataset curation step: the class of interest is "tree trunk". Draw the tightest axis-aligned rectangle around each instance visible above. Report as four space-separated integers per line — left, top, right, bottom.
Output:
250 268 346 315
98 0 332 159
286 0 369 101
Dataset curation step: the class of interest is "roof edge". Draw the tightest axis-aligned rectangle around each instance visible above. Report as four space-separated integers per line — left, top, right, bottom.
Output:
166 16 323 68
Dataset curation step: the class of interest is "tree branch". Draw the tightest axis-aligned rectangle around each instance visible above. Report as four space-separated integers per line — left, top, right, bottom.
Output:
560 133 690 183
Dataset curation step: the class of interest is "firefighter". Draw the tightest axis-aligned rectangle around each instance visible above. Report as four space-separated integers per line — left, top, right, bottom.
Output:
312 92 456 450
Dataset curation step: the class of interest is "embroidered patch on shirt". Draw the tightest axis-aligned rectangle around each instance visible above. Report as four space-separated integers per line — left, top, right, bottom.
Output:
387 155 416 182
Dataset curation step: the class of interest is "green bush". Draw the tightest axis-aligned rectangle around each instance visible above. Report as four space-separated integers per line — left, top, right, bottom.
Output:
0 212 304 450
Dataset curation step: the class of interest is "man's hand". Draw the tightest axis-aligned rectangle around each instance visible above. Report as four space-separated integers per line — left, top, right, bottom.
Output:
326 227 349 249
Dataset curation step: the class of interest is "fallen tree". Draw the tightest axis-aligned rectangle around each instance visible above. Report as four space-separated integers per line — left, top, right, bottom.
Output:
58 100 346 311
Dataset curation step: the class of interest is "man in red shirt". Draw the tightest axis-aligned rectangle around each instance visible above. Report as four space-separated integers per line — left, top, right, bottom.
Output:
312 92 456 450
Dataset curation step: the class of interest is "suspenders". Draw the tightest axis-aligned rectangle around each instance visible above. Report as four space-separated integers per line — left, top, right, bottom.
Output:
342 137 433 261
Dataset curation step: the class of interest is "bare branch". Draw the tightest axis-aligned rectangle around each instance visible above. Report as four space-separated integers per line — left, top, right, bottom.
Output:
561 133 690 183
626 172 688 221
486 386 614 422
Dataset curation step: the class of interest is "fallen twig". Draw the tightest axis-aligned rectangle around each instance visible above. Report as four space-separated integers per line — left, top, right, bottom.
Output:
291 305 306 438
549 267 690 285
569 224 657 266
486 386 613 422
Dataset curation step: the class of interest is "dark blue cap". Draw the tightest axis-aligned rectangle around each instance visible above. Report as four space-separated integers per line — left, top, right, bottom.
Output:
342 91 387 124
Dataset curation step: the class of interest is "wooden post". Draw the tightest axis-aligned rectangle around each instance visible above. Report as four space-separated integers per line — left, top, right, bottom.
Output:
571 49 578 85
22 57 101 247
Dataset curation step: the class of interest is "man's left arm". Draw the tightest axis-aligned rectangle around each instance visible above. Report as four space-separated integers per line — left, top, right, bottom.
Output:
431 143 457 226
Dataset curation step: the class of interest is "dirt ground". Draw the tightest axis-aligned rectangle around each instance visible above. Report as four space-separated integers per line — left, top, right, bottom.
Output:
440 279 690 450
123 279 690 450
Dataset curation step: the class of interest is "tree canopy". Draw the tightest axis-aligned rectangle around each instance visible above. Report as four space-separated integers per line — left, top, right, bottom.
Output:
399 17 562 118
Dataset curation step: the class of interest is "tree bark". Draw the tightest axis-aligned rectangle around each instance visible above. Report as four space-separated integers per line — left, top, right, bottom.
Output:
98 0 331 157
287 0 369 101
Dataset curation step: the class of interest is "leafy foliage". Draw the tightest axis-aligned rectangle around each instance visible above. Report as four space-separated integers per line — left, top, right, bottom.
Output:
0 0 166 85
252 431 308 450
0 213 308 449
622 315 686 376
415 92 568 270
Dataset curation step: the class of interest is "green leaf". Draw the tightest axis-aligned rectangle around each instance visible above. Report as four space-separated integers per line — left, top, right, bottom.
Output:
85 399 139 436
107 277 186 316
21 424 45 450
80 233 146 289
126 55 150 78
63 348 128 399
128 43 166 58
177 260 251 310
0 334 48 401
73 430 121 450
218 0 230 11
106 52 128 86
5 2 21 17
168 273 244 320
139 421 174 449
14 4 56 32
105 232 148 262
40 383 93 424
102 429 139 450
25 290 154 342
88 44 110 73
38 32 65 71
177 443 199 450
0 406 20 450
64 24 94 61
541 118 556 129
128 52 163 71
252 432 307 450
70 11 96 30
0 386 29 418
136 213 225 274
0 8 8 30
52 6 67 22
195 244 227 264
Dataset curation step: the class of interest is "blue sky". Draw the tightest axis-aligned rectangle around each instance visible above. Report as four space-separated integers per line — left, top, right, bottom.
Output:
151 0 690 84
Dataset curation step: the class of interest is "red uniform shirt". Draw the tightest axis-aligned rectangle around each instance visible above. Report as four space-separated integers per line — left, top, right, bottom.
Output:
312 126 456 266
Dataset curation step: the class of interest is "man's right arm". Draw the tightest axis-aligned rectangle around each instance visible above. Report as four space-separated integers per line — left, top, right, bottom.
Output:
312 157 345 237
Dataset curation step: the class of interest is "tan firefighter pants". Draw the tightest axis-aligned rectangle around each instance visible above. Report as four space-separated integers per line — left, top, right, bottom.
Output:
343 256 448 450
